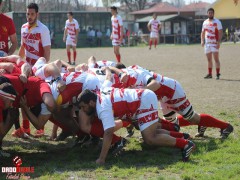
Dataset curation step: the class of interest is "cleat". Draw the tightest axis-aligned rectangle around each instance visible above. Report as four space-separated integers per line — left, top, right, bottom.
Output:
183 133 191 140
72 62 76 66
11 128 30 139
73 134 91 147
182 140 195 162
34 129 45 138
195 126 207 137
204 74 212 79
216 73 221 80
67 61 71 65
55 131 72 141
220 124 233 139
110 138 128 157
125 125 134 138
0 148 10 158
22 127 31 135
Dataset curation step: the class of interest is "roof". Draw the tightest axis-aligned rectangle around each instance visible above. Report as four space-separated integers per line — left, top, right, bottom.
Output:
131 2 194 15
136 14 189 22
181 2 210 10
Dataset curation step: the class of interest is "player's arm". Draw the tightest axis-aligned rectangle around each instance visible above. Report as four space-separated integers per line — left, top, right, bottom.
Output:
63 28 67 42
145 78 160 92
108 66 123 76
20 96 50 129
0 63 14 73
43 45 51 62
147 22 151 32
8 33 18 55
18 44 25 59
201 24 205 47
0 109 18 136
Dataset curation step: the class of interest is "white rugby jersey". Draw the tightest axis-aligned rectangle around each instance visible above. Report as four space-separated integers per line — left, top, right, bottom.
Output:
111 15 123 43
21 20 51 66
202 18 222 46
88 60 117 69
148 19 161 33
65 19 79 41
97 87 144 130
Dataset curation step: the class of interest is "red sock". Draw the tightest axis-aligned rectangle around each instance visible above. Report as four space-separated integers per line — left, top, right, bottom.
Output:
90 118 121 144
160 119 176 131
216 68 220 74
73 51 77 62
178 116 191 127
22 119 30 129
199 114 228 129
208 68 212 75
122 121 131 128
154 39 157 48
67 51 71 63
175 138 188 149
149 40 152 48
170 131 184 138
116 54 121 63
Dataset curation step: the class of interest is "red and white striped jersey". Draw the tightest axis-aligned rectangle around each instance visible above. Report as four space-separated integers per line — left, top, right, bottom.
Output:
97 87 144 130
88 60 116 69
21 20 51 66
148 19 161 33
65 19 79 42
111 15 123 42
202 18 222 46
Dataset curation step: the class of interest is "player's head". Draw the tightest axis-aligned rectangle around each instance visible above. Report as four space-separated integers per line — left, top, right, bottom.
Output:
0 76 17 109
110 6 117 15
67 11 73 20
76 89 97 116
26 3 39 25
207 8 214 20
115 63 126 69
153 13 157 19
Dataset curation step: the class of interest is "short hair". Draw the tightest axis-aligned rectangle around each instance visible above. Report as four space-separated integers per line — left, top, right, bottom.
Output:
115 63 126 69
110 6 117 11
27 3 39 13
76 89 97 105
207 8 214 13
68 11 73 16
0 0 2 4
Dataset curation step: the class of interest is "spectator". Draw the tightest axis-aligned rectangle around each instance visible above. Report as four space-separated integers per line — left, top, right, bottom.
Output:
96 30 102 47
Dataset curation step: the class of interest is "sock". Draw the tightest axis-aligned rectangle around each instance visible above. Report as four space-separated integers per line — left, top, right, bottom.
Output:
178 116 191 127
14 118 20 130
175 138 188 149
198 114 229 129
90 118 121 144
208 68 212 75
122 121 131 128
22 119 30 129
67 51 71 63
170 131 184 138
149 40 152 48
116 54 121 63
216 68 220 75
154 39 157 48
161 119 177 131
73 51 77 62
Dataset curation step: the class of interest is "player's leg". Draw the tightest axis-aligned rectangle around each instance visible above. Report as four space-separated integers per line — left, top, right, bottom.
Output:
154 37 158 48
204 48 213 79
66 44 71 64
72 45 77 66
149 37 153 50
213 50 220 79
114 45 121 63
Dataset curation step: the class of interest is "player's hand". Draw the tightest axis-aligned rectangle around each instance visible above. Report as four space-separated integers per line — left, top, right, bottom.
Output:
110 35 113 40
20 96 28 107
19 74 28 83
63 38 66 42
216 42 220 49
67 66 75 72
96 158 105 165
201 41 204 47
75 38 78 44
57 80 66 92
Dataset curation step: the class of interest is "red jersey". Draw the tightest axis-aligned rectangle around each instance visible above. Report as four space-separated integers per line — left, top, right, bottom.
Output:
0 14 16 54
0 98 4 122
4 74 51 107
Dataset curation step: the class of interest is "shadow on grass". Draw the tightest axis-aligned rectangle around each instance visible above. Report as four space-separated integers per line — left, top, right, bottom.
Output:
219 78 240 82
0 136 226 179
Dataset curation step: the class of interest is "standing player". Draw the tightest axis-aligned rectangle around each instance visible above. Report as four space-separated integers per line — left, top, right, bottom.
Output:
18 2 51 137
110 6 123 63
0 0 18 56
63 12 80 65
201 8 223 80
147 13 161 50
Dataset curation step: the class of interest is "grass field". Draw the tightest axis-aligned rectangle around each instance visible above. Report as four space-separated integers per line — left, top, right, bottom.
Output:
1 44 240 180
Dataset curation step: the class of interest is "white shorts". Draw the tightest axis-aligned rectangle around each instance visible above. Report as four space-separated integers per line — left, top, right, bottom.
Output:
32 58 47 79
136 89 159 131
112 40 121 46
66 38 76 46
150 32 159 39
101 80 113 88
160 81 192 117
204 45 219 54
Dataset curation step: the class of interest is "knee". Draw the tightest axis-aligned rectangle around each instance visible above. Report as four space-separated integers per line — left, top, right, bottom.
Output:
143 136 154 145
